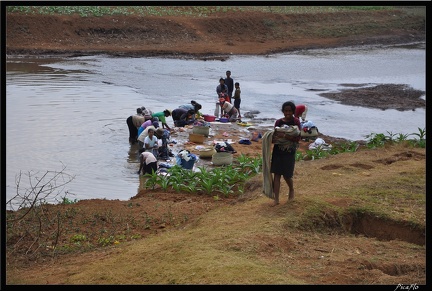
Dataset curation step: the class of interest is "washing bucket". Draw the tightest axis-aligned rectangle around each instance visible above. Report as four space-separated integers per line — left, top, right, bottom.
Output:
203 114 216 122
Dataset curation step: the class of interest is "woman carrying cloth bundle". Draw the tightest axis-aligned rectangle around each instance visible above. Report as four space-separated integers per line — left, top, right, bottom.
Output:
262 101 301 206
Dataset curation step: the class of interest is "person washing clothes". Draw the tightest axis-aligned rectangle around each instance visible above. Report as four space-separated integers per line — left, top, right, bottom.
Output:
151 109 172 131
179 100 202 113
179 100 202 119
126 107 145 144
172 108 196 127
215 77 228 117
143 128 159 158
137 151 158 175
137 123 158 149
138 118 159 138
220 98 239 122
294 104 308 122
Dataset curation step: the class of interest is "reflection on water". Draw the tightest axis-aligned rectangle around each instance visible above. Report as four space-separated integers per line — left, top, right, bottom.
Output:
5 45 426 206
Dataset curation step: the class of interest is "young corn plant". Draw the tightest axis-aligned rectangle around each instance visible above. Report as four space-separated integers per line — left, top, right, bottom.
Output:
335 141 360 153
166 169 188 192
365 132 394 148
295 151 304 161
408 127 426 148
157 175 172 191
179 180 199 193
411 127 426 140
217 184 235 197
222 165 244 183
394 133 410 143
302 148 330 160
198 180 217 194
143 173 161 190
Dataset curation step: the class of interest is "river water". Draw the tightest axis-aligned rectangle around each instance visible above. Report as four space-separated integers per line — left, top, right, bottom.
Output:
5 43 426 207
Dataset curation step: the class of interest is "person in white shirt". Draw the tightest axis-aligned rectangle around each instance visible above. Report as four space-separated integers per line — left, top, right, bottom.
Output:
144 128 159 158
137 125 156 149
220 99 239 122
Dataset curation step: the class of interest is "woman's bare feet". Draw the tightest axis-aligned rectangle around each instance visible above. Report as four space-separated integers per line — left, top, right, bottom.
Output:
270 200 280 207
288 190 295 201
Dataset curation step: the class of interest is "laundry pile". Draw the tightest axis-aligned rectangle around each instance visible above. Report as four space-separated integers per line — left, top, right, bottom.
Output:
176 150 198 170
308 138 333 151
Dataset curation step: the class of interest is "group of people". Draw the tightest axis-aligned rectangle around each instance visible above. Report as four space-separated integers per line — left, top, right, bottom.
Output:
126 70 310 204
127 70 242 148
126 101 206 175
127 100 205 144
215 70 242 120
126 107 172 144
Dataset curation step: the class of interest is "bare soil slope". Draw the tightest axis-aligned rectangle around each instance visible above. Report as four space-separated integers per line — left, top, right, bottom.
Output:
6 9 425 57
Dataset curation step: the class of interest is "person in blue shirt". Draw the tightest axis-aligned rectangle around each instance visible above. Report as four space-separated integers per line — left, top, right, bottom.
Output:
179 100 201 112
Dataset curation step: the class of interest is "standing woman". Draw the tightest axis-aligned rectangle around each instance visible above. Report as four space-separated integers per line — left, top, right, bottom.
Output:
263 101 301 206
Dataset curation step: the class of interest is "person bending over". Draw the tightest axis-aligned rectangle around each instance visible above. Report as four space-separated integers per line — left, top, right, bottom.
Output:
137 151 157 175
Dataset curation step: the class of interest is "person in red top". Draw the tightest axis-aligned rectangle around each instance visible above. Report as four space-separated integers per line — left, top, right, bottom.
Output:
294 104 308 122
270 101 301 206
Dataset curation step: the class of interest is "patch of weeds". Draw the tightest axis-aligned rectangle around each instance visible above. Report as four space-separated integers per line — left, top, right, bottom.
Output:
70 234 87 243
98 236 116 247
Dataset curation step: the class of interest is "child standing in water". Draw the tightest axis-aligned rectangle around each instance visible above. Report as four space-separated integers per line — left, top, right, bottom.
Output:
233 82 241 118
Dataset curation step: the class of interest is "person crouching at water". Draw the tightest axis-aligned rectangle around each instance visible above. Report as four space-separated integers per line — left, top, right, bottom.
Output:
172 108 196 127
294 104 308 122
137 122 158 149
138 118 159 138
144 128 159 158
151 109 172 131
137 151 157 175
179 100 202 113
179 100 202 119
220 98 239 122
155 128 172 160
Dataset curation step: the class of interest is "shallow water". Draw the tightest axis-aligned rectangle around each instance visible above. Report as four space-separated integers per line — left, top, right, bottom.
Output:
5 43 426 206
